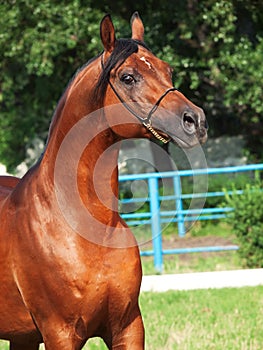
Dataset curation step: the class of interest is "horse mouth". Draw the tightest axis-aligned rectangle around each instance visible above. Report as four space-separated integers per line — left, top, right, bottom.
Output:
171 137 192 148
155 129 171 143
150 126 205 148
158 127 207 148
146 113 208 147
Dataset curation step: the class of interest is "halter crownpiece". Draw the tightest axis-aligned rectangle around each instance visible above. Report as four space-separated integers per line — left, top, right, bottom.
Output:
101 54 177 143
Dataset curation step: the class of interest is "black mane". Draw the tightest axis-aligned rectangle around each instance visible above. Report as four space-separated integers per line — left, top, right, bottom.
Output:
45 39 149 150
94 38 150 104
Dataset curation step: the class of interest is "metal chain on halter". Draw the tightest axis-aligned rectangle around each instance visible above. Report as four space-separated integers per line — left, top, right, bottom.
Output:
142 122 170 144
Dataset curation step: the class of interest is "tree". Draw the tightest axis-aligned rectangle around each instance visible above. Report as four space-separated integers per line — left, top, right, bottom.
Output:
137 0 263 150
0 1 105 171
1 0 263 171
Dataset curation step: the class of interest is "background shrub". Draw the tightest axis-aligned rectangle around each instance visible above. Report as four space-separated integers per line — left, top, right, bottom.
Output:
224 178 263 268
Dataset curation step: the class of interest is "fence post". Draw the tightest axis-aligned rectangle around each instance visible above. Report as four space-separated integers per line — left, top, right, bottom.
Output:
173 174 185 237
148 176 163 273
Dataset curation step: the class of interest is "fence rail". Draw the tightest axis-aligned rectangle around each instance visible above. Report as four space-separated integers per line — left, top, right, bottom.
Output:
119 163 263 272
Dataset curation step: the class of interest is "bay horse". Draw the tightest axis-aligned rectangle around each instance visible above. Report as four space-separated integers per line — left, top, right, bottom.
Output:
0 13 207 350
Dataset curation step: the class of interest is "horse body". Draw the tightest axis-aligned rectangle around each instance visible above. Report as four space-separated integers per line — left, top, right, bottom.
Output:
0 13 207 349
0 143 143 349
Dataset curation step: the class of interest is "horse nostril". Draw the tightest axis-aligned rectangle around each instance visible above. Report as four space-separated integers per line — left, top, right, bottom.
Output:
183 113 196 134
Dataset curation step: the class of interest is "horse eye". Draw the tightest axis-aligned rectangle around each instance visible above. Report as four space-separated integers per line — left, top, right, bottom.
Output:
120 74 135 85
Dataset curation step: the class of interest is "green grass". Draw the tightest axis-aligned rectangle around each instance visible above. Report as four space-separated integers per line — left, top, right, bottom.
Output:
135 219 237 244
188 220 234 238
141 250 241 275
1 286 263 349
139 286 263 350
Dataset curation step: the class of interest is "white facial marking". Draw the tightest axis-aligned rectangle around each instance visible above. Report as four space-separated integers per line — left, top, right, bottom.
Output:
140 56 152 70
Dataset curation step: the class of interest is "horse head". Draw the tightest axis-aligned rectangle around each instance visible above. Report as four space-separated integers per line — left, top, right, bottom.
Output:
98 12 208 148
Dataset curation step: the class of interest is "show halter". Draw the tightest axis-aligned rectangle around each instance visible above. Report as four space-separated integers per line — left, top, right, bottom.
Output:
101 55 177 143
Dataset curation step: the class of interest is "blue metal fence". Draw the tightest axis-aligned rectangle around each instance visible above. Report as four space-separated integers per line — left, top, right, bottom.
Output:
119 163 263 272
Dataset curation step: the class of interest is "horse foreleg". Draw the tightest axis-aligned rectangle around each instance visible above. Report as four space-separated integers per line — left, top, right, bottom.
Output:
41 326 86 350
108 311 145 350
10 342 39 350
42 334 85 350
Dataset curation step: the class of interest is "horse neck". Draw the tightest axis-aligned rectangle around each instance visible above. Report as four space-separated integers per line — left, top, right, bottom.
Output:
38 61 122 224
78 132 121 223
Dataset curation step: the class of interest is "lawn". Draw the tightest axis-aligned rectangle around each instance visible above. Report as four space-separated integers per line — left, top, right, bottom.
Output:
141 249 241 275
139 286 263 350
1 286 263 349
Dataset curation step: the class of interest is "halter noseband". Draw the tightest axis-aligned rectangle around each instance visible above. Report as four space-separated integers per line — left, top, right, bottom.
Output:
101 55 177 144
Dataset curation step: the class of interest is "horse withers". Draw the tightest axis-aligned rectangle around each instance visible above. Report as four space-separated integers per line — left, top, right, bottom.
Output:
0 12 207 350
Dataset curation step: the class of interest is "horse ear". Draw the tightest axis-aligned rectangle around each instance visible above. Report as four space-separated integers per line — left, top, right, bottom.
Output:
131 12 144 42
100 14 116 53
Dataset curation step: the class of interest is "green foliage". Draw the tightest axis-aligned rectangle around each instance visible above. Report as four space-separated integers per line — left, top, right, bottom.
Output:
0 1 106 171
1 1 263 170
146 0 263 158
224 179 263 268
181 173 256 209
